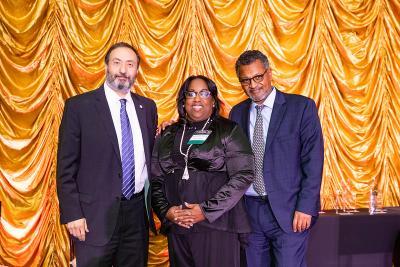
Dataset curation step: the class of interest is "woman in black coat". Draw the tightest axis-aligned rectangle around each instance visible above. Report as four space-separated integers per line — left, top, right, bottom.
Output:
151 75 254 267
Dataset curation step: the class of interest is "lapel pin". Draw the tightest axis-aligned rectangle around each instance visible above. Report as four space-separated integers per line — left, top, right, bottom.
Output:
139 105 143 109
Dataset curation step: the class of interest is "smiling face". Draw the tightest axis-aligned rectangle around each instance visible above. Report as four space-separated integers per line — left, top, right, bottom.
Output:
105 47 139 95
184 78 215 122
238 59 272 104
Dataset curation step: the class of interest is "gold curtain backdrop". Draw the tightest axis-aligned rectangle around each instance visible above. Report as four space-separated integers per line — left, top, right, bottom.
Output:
1 0 399 266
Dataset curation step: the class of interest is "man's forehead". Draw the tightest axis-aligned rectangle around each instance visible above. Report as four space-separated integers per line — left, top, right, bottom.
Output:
109 47 138 61
240 62 265 75
111 57 136 62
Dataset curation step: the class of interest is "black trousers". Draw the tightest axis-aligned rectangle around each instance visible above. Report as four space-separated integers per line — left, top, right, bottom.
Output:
75 192 149 267
167 230 241 267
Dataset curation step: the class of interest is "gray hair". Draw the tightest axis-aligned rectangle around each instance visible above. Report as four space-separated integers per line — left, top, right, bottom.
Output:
235 50 269 77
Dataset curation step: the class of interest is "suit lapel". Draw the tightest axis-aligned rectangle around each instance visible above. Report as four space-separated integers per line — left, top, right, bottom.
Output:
94 86 121 164
241 99 252 139
265 89 287 152
131 93 150 165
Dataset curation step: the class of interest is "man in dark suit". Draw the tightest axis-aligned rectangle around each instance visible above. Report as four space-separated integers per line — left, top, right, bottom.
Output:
57 42 157 266
230 50 324 267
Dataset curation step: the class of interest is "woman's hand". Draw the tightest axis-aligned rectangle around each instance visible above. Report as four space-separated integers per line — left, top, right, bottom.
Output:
174 202 206 226
165 206 192 229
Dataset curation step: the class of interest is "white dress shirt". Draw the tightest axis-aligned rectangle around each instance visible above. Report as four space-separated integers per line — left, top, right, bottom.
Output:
104 83 147 193
246 87 276 196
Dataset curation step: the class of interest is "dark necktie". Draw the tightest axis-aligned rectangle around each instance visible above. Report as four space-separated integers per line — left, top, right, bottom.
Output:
252 104 266 195
120 99 135 199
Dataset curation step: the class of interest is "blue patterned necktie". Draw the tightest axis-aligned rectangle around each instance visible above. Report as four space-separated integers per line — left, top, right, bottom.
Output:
252 105 266 195
120 99 135 199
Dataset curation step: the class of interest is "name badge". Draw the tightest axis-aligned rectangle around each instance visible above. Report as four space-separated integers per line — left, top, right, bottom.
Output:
187 130 212 145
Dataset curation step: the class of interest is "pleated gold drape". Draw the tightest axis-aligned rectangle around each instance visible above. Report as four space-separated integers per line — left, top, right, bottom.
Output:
1 0 399 266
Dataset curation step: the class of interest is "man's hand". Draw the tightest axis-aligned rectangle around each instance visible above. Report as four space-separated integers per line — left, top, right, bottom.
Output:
292 211 311 232
156 119 176 136
66 218 89 241
165 206 192 229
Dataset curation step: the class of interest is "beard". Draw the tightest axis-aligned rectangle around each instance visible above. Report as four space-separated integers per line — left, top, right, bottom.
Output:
106 71 135 91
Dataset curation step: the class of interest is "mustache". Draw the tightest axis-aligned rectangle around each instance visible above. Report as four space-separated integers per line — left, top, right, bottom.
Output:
115 74 128 79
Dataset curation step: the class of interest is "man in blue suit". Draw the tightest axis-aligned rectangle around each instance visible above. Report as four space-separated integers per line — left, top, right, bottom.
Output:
230 50 324 267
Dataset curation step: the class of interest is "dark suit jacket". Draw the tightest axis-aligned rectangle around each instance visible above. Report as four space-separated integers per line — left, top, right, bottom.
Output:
230 89 324 233
57 86 157 246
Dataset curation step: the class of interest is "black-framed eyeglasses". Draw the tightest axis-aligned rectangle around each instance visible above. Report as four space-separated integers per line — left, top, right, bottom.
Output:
184 90 212 99
239 69 268 86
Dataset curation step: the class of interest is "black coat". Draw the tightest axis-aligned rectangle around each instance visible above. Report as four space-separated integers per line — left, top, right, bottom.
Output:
56 86 157 245
151 116 254 234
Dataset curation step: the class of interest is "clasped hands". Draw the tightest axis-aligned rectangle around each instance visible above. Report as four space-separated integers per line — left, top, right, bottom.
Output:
166 202 205 229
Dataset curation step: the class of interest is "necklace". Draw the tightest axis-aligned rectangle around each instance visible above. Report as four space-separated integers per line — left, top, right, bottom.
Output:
179 117 211 180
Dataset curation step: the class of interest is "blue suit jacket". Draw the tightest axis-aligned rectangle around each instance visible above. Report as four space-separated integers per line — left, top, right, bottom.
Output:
229 89 324 233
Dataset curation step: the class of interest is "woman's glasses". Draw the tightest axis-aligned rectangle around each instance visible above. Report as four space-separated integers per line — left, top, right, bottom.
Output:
184 90 212 99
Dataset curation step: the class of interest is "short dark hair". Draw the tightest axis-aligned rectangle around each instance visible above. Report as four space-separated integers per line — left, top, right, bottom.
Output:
235 50 269 77
176 75 221 121
104 42 140 66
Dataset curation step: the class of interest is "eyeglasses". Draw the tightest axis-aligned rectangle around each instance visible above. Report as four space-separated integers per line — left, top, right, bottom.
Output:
184 90 212 99
239 69 268 86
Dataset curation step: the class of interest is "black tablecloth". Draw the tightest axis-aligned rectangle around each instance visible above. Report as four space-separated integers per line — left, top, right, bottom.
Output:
307 207 400 267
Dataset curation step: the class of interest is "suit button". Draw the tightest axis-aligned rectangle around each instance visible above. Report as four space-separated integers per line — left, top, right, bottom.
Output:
118 173 122 179
116 196 120 201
